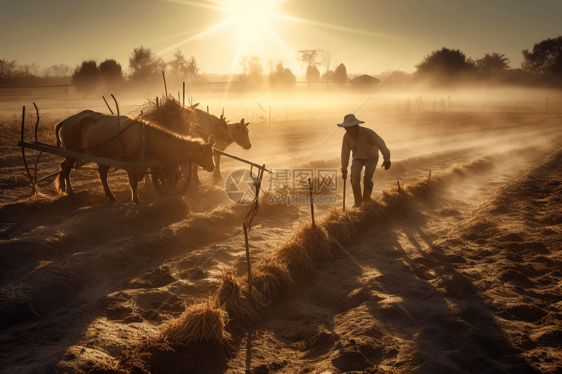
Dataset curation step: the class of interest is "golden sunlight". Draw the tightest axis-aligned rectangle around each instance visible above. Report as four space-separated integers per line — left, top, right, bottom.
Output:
224 0 280 50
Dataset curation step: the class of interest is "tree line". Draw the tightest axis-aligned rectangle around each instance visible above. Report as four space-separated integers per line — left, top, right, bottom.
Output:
414 36 562 86
1 35 560 92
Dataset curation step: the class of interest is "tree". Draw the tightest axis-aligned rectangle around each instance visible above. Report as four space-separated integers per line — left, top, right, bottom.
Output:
269 60 296 86
16 63 41 78
128 45 159 82
43 64 71 78
168 49 188 79
333 63 347 82
240 55 251 81
184 56 200 81
297 49 322 70
99 59 123 84
306 65 320 83
415 47 475 79
0 59 17 81
247 56 264 84
320 51 332 81
522 36 562 77
476 52 510 76
72 60 101 94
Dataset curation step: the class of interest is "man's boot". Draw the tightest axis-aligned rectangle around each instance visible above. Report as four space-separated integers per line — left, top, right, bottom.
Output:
352 184 363 208
363 184 373 203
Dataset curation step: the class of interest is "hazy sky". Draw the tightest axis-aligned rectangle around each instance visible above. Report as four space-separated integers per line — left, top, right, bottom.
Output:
1 0 561 76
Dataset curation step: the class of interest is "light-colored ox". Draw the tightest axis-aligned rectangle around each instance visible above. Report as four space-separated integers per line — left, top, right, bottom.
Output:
55 110 215 204
191 109 251 184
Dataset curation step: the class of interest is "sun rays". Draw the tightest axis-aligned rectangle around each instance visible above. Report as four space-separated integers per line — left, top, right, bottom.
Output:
157 0 394 74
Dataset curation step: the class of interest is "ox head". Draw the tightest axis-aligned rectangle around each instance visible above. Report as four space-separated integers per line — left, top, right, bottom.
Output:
227 117 252 150
194 135 216 172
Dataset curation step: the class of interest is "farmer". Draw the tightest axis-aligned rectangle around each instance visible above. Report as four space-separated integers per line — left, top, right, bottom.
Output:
339 114 391 208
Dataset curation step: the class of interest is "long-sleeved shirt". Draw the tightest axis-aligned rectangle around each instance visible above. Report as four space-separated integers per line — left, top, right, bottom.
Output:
341 126 391 169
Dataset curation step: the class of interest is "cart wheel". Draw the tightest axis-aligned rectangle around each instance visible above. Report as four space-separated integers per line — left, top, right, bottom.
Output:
152 162 193 196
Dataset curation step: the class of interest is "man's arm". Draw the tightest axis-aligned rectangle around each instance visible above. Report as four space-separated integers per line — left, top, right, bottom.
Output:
368 130 391 160
341 135 351 176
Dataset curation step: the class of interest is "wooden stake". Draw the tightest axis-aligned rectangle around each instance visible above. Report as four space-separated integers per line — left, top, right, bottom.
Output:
243 221 252 294
308 177 315 227
342 175 346 212
397 180 401 191
162 70 168 98
156 97 159 110
103 96 114 115
111 94 121 160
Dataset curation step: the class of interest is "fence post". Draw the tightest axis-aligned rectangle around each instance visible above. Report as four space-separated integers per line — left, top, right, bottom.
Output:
397 180 401 192
243 221 252 294
308 177 315 227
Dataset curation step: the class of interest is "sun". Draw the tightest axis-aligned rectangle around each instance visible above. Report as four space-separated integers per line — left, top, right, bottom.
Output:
223 0 278 50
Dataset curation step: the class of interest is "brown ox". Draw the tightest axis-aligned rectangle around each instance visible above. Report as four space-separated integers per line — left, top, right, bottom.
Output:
54 110 215 204
191 109 251 184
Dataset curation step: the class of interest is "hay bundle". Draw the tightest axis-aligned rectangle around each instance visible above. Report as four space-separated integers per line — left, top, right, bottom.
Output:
248 257 294 299
272 241 315 273
293 223 332 262
214 269 267 320
141 96 198 136
321 207 358 245
161 300 229 346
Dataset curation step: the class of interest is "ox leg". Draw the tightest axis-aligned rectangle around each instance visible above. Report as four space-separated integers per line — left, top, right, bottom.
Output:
127 171 141 205
98 164 117 201
192 165 202 185
63 158 77 198
212 152 223 184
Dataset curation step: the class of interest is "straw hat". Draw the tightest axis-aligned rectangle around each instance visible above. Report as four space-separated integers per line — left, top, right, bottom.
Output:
337 113 365 127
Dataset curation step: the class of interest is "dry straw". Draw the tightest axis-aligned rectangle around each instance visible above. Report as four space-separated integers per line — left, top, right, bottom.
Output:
161 299 229 346
214 268 268 321
247 257 294 300
157 160 491 348
141 95 198 136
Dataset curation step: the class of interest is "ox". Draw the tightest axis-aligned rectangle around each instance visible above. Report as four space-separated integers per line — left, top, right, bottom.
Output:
191 109 251 184
54 110 215 204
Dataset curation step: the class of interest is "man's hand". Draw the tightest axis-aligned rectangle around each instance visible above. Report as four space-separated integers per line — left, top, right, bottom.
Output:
381 160 391 170
341 168 348 180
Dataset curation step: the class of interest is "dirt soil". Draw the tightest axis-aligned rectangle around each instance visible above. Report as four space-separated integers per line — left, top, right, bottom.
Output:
0 102 561 374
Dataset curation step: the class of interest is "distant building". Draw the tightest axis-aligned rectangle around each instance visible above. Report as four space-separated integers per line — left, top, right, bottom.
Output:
350 74 381 88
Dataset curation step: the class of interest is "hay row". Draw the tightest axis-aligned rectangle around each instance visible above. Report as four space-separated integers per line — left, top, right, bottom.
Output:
158 158 491 346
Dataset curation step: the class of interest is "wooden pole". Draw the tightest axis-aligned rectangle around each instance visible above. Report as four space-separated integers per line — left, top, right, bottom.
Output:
162 71 168 98
183 82 185 107
20 106 36 195
111 94 121 160
342 175 346 212
243 221 252 295
156 97 159 110
308 177 315 227
33 102 39 143
397 180 401 192
103 96 114 115
207 106 209 114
